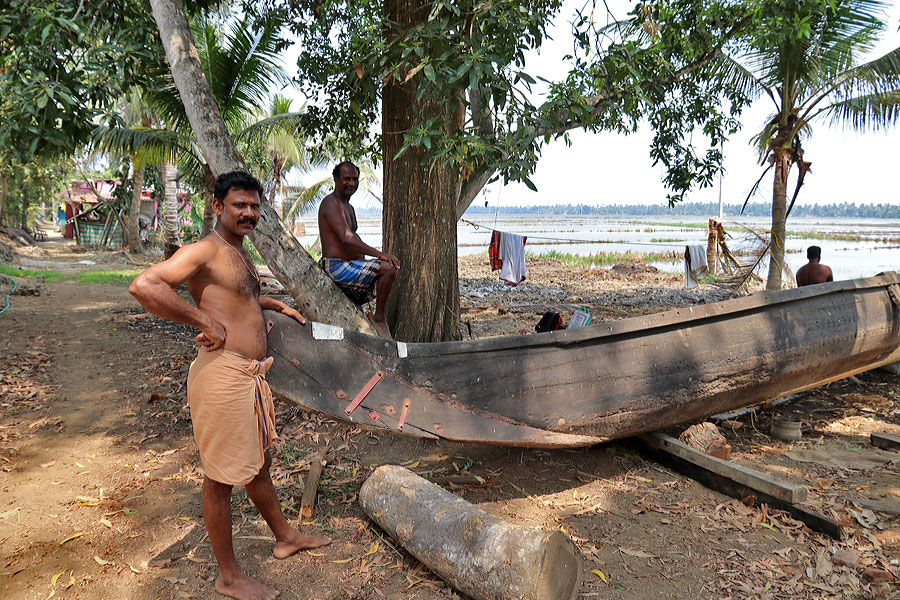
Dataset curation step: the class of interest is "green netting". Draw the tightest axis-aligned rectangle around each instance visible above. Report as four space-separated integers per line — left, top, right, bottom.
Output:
76 220 123 247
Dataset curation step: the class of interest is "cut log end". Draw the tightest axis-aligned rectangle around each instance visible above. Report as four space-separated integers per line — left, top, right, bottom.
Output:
537 531 582 600
679 422 731 460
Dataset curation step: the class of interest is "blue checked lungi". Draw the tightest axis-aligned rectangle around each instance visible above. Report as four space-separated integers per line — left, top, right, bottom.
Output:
320 257 379 305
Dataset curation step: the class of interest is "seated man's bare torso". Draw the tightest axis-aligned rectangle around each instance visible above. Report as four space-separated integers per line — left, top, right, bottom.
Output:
318 195 362 261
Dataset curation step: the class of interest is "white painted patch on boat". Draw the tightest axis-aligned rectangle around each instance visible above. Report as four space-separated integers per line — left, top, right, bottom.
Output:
397 342 408 358
312 322 344 340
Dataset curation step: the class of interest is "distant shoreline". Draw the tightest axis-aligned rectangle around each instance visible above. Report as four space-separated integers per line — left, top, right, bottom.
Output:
355 201 900 219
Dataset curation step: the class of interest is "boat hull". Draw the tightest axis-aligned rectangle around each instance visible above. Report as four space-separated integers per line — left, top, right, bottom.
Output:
265 272 900 447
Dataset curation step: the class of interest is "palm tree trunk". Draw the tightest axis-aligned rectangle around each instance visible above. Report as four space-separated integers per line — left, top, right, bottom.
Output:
161 162 180 258
128 165 145 254
201 165 215 237
149 0 373 334
20 185 29 229
0 172 7 225
766 149 790 290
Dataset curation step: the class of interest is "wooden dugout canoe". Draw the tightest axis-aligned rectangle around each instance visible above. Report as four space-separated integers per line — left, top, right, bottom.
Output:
264 272 900 448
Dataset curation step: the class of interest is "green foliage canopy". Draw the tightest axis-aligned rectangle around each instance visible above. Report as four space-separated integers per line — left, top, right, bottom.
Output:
279 0 757 204
0 0 158 160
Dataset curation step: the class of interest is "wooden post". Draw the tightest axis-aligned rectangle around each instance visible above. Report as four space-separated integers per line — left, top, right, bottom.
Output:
707 218 717 275
359 465 582 600
300 447 327 519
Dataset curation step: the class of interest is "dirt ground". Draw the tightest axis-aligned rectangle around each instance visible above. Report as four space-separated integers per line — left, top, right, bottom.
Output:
1 229 898 600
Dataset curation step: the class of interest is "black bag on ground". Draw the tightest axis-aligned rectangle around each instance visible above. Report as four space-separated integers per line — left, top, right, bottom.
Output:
535 311 562 333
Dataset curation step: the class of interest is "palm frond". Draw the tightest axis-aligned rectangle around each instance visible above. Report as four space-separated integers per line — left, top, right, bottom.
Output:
714 54 770 104
282 176 331 223
91 125 188 168
820 89 900 130
237 112 304 144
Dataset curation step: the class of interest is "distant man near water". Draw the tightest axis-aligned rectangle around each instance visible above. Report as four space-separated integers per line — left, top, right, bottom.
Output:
129 171 329 600
318 161 399 338
796 245 834 287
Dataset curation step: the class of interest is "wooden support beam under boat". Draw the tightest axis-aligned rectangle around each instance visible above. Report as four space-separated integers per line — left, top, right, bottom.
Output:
639 432 806 503
636 433 843 540
847 497 900 516
870 432 900 451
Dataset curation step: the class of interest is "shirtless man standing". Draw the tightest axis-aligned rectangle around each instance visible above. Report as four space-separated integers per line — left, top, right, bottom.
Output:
796 245 834 287
318 161 399 338
129 171 329 600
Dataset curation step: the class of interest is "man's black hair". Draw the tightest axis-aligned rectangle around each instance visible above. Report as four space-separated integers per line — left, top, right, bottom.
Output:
807 245 822 261
213 171 264 202
332 161 360 178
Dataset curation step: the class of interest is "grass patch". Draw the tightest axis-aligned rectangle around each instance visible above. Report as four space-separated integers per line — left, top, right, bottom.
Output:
529 249 677 268
649 238 684 243
0 265 140 285
75 269 141 285
0 265 68 281
786 230 900 243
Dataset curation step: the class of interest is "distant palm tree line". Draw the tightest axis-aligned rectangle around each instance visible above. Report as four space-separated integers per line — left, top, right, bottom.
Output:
461 202 900 219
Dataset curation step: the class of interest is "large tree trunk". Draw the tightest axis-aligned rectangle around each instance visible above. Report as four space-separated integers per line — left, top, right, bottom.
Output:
149 0 373 334
382 0 462 342
161 162 180 258
766 148 790 290
128 164 145 254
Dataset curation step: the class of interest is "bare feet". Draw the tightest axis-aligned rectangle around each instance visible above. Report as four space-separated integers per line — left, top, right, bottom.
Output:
371 315 392 340
273 531 331 559
215 573 279 600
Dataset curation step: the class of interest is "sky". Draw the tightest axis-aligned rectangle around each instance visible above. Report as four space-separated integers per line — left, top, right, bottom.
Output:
282 0 900 209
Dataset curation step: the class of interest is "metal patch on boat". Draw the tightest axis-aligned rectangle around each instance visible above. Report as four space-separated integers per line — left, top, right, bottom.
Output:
312 322 344 340
396 342 408 358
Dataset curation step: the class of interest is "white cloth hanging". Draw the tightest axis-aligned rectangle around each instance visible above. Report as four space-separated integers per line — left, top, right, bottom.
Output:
685 244 708 289
499 232 527 286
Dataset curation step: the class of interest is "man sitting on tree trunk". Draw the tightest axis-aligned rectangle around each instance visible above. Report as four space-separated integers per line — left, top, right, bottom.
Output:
318 161 399 339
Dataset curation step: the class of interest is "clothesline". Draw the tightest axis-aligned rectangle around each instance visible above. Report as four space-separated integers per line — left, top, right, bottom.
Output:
459 218 703 248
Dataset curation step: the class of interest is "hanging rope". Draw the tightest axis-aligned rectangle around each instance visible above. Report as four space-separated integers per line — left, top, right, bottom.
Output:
0 274 17 316
458 218 702 248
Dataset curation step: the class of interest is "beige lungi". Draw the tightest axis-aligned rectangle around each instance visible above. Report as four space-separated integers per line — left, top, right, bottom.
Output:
187 349 277 486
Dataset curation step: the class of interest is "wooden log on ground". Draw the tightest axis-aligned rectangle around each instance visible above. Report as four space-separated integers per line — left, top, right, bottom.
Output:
636 433 843 540
679 422 731 459
300 447 327 519
870 432 900 451
359 465 582 600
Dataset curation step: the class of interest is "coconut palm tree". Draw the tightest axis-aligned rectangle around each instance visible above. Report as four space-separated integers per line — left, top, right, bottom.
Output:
117 88 156 254
94 10 297 239
727 0 900 289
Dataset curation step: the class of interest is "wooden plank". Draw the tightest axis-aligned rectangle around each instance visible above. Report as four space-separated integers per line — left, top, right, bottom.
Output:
639 432 807 504
870 432 900 451
636 435 843 540
848 497 900 515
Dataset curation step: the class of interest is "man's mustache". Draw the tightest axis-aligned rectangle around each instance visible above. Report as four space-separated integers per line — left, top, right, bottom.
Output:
237 218 257 226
